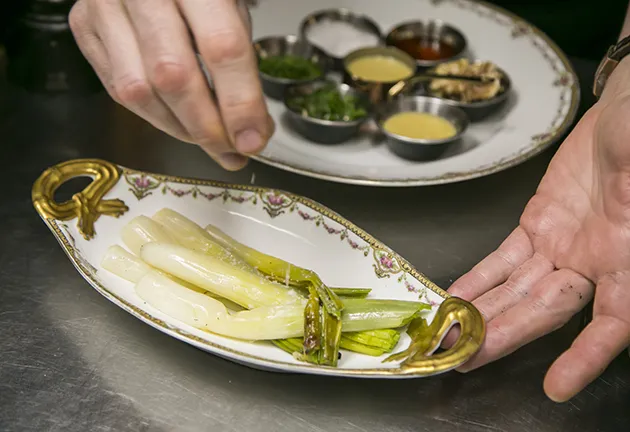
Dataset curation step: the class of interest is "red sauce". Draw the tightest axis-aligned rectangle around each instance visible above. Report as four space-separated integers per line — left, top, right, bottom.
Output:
391 37 456 61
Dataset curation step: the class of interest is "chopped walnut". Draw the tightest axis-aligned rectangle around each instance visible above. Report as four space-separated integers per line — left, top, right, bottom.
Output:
429 59 504 102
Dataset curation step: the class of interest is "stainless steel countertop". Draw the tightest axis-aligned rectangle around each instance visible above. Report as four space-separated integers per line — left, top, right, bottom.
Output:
1 55 629 432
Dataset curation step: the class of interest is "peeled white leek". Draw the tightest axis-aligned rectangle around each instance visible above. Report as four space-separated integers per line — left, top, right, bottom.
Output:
136 271 304 339
140 242 300 309
101 245 151 283
121 215 178 256
152 208 255 273
136 270 423 340
101 244 245 311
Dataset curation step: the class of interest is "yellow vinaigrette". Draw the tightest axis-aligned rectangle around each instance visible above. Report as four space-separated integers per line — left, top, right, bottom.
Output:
346 55 414 82
383 112 457 140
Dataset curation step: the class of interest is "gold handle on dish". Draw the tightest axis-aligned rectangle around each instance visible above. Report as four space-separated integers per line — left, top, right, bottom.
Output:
32 158 128 240
394 296 485 375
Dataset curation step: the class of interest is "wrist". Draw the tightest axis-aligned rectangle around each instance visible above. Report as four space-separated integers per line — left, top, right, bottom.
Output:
600 56 630 103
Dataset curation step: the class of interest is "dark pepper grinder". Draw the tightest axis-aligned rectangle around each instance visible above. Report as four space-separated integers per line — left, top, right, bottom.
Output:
4 0 102 94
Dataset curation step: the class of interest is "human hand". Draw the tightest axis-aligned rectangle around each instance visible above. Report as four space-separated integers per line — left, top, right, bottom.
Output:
445 58 630 402
69 0 273 170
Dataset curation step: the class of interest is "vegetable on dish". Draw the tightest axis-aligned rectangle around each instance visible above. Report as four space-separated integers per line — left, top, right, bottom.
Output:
101 208 434 367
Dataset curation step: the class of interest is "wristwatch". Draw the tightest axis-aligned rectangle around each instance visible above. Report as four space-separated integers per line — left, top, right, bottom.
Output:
593 35 630 98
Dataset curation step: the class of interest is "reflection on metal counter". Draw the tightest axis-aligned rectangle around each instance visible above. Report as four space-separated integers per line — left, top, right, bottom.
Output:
4 0 102 94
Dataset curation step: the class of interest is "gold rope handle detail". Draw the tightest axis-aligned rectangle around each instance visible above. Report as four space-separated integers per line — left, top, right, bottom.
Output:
397 296 485 375
32 159 128 240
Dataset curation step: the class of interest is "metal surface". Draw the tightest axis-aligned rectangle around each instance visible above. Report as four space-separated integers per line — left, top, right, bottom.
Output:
1 51 629 432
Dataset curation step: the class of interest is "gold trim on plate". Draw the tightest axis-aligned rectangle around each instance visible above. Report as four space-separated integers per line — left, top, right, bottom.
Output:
33 159 486 377
32 159 129 240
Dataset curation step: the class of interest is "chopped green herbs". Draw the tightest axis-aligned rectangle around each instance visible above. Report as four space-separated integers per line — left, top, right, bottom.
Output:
287 84 368 122
258 55 322 80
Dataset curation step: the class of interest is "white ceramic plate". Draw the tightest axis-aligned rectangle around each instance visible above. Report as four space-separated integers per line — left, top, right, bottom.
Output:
248 0 580 186
32 159 484 378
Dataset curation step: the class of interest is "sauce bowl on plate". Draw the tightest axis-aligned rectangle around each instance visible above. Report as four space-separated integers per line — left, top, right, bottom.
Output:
254 35 330 100
375 95 469 160
299 8 383 71
343 46 417 105
283 79 372 144
388 60 513 121
385 19 468 69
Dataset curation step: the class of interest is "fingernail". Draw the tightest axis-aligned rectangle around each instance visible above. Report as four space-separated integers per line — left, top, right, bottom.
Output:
235 128 264 154
218 152 248 171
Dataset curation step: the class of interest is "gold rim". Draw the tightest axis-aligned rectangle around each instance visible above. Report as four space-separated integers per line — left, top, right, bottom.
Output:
252 0 581 187
32 158 486 376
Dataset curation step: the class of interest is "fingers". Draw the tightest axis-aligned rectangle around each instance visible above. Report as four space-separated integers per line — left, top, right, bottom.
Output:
472 253 554 321
448 227 534 301
122 0 248 170
443 251 552 350
178 0 272 155
70 0 260 171
457 269 593 373
87 0 192 143
544 271 630 402
69 1 112 87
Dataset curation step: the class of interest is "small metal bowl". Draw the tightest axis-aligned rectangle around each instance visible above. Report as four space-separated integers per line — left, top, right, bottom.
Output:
432 68 512 121
375 96 469 160
283 79 372 145
385 19 467 69
253 35 330 100
342 46 417 105
299 8 383 71
388 63 513 121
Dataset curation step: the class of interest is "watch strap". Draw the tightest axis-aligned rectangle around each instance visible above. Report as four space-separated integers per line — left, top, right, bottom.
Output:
594 35 630 98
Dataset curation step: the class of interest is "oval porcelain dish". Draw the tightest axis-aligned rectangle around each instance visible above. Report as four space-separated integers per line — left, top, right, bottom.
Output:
31 159 484 378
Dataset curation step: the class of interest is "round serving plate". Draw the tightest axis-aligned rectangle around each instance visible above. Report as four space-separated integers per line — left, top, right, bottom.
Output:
248 0 580 186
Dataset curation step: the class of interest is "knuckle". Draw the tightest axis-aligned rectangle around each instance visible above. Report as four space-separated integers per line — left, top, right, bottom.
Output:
114 77 152 107
487 321 510 346
201 31 248 66
105 87 121 104
222 94 261 114
68 2 87 35
526 294 548 314
150 60 190 94
499 279 521 299
495 248 518 271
